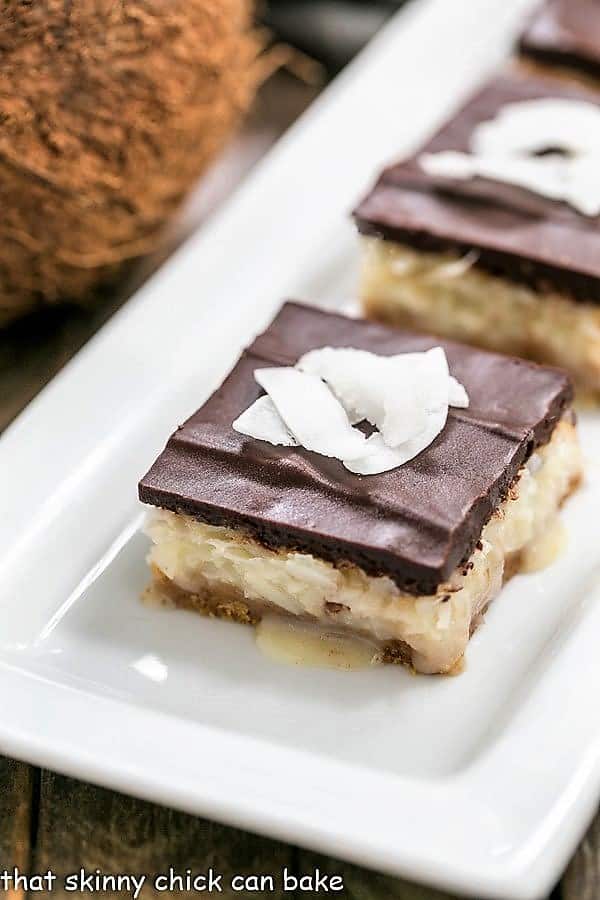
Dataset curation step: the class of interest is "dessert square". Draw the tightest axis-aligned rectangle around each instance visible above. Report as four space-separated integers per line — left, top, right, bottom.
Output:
139 303 581 674
354 69 600 396
519 0 600 81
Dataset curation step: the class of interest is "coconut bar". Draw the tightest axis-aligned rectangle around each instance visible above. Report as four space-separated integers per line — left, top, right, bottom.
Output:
519 0 600 82
139 303 581 674
354 69 600 396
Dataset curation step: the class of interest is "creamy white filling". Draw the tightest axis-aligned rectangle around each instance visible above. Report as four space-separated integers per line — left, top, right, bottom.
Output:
145 420 581 673
360 237 600 392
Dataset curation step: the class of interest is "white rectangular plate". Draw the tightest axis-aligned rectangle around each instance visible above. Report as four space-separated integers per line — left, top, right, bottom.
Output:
1 1 600 897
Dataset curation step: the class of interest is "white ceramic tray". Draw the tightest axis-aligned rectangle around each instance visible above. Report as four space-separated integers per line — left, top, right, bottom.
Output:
1 1 600 897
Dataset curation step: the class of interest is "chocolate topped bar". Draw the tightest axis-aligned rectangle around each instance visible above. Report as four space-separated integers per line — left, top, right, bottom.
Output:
354 69 600 303
520 0 600 79
139 303 572 596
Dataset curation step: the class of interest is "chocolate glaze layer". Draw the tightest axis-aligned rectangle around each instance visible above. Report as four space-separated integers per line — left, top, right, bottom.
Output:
354 70 600 303
139 303 573 595
520 0 600 79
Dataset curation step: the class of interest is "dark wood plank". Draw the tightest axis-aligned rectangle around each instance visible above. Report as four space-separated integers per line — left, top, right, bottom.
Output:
562 809 600 900
0 757 34 892
30 770 294 898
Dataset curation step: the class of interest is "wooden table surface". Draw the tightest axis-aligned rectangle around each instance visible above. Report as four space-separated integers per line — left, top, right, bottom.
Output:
0 71 597 900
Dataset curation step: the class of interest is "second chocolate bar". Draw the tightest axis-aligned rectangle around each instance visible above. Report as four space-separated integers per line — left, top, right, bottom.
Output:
520 0 600 81
354 67 600 393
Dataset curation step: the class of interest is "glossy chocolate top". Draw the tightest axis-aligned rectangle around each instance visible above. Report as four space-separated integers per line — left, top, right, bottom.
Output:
354 70 600 303
520 0 600 78
139 303 572 595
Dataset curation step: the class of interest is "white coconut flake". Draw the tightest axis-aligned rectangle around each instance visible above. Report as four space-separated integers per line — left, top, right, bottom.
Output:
254 367 368 460
343 433 405 476
415 346 450 411
232 345 470 476
297 347 385 426
448 375 470 408
473 98 600 157
298 346 441 447
382 381 428 447
421 151 600 217
419 97 600 217
344 406 449 475
428 249 480 281
381 348 446 447
233 395 298 447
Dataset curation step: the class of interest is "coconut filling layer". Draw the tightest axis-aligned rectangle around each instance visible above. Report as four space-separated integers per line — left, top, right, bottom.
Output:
145 419 581 674
360 237 600 395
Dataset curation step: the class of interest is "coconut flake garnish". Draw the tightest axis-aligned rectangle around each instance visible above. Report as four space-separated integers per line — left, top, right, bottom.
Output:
448 375 469 409
233 395 298 447
299 347 427 444
472 99 600 157
419 98 600 217
233 346 469 476
254 367 368 460
344 406 449 475
297 345 452 448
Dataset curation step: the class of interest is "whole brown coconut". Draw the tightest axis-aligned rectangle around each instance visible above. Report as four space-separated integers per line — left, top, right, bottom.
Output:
0 0 257 326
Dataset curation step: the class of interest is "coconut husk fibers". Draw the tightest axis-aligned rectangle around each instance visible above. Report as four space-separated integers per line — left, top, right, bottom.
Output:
0 0 258 327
